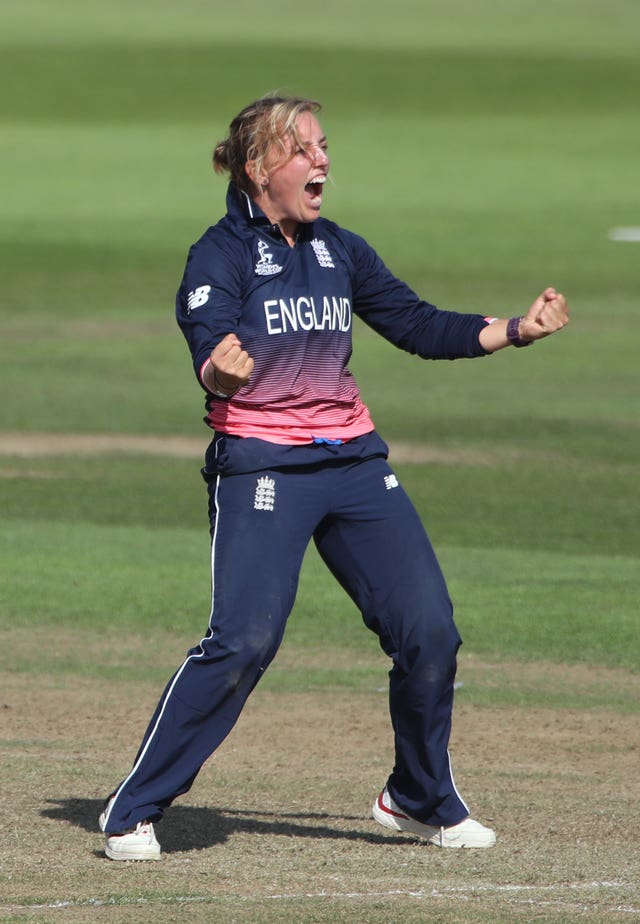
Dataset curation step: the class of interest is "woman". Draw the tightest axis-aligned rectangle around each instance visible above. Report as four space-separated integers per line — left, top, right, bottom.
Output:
99 95 568 860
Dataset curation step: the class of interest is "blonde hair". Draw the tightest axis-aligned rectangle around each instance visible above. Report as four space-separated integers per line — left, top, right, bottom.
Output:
213 95 322 193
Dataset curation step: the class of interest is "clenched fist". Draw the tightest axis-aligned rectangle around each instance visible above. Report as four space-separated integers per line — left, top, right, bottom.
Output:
519 287 569 342
205 333 254 396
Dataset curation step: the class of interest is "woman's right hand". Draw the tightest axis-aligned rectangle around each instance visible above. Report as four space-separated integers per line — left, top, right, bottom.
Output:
206 333 254 395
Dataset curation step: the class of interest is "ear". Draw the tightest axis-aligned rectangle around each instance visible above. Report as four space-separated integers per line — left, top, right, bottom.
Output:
245 160 267 189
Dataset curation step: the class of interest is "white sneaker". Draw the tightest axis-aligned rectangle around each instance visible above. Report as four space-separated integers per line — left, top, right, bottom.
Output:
99 796 162 861
372 787 496 848
105 821 161 861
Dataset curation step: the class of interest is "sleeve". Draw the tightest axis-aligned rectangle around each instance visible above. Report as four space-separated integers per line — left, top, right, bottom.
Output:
344 230 491 360
175 230 245 387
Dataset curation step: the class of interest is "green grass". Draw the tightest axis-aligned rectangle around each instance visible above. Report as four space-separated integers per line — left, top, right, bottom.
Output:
1 0 638 697
3 0 640 54
1 8 639 922
1 454 638 679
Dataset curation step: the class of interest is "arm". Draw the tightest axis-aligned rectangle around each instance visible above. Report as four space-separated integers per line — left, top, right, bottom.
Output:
479 287 569 352
343 229 490 358
342 229 568 358
176 232 253 395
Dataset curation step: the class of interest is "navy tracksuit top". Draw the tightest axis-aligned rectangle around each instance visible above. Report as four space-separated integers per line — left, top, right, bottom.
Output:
176 183 490 463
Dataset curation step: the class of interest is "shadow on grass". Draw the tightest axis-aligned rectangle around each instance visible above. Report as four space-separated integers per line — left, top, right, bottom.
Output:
42 799 400 854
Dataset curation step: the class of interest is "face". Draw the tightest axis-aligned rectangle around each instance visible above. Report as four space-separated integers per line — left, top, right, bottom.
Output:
250 111 330 241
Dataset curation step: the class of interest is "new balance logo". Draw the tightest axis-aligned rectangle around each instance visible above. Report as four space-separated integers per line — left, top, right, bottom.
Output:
187 285 211 312
384 474 399 490
310 238 335 268
254 476 276 511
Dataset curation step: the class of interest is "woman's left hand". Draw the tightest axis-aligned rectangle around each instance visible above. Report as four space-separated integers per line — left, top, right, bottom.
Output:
519 287 569 342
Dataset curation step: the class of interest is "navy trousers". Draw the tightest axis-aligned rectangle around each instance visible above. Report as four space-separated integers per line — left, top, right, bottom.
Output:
103 452 469 833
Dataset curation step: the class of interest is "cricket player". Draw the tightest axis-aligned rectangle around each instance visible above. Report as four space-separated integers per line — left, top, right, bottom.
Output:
99 95 568 860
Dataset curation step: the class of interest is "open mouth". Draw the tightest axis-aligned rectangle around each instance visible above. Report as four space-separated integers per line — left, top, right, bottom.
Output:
305 175 327 199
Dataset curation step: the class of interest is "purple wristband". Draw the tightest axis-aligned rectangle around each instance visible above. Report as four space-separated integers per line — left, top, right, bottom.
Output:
507 316 533 348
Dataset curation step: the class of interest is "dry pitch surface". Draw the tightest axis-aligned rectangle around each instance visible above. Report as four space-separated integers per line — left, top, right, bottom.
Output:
1 433 638 922
1 642 639 924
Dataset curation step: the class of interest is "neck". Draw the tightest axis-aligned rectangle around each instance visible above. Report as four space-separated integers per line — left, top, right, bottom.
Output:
250 192 299 247
279 220 299 247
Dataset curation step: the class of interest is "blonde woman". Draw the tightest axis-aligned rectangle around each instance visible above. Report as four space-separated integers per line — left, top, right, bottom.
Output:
99 95 568 860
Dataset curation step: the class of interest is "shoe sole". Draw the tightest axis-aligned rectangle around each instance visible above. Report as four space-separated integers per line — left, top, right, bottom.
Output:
105 845 161 861
435 832 496 848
